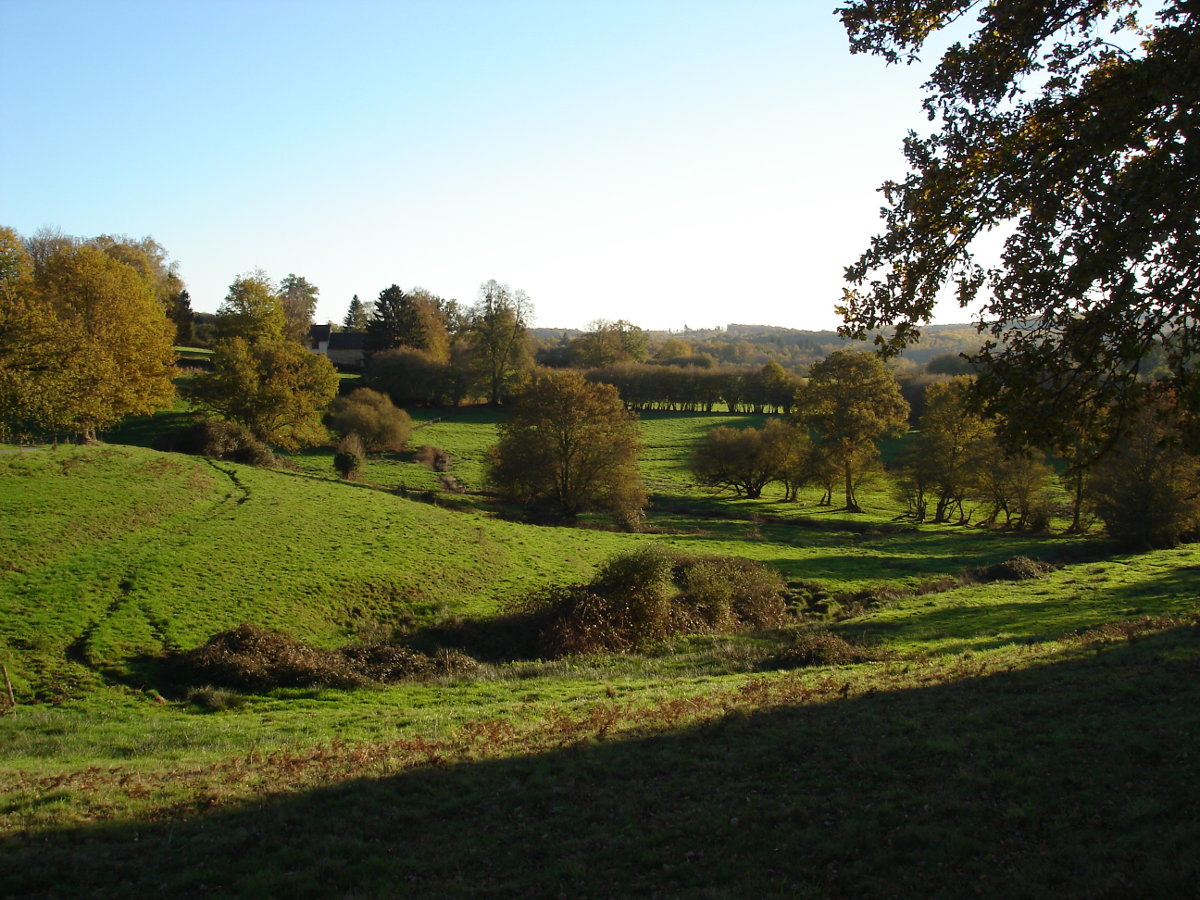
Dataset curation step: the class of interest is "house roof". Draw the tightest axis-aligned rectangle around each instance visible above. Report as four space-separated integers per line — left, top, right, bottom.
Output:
309 323 333 343
328 331 367 350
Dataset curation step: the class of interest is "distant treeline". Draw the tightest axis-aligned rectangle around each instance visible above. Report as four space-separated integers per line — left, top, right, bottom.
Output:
530 322 984 370
582 362 800 413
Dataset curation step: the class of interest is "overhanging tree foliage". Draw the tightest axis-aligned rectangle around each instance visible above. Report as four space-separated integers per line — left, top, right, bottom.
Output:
837 0 1200 447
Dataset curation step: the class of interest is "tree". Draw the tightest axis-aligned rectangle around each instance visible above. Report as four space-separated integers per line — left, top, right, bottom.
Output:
1 237 175 441
571 319 649 368
486 369 646 527
892 376 1053 526
838 1 1200 449
911 377 994 523
278 274 319 343
690 425 778 500
168 288 195 345
758 360 802 414
324 387 412 452
0 227 61 439
690 419 807 500
213 270 287 343
365 285 407 353
654 337 693 362
793 350 909 511
185 273 337 449
406 288 452 360
343 294 369 331
89 234 184 312
1087 391 1200 549
23 227 74 270
362 347 467 407
365 285 450 359
976 444 1054 530
468 279 533 404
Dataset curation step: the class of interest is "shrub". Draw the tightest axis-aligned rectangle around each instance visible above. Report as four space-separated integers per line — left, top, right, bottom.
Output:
167 624 366 692
971 556 1056 582
333 433 366 480
153 418 275 467
513 548 791 657
532 586 639 657
324 387 412 452
340 642 435 680
674 555 789 631
165 624 481 693
759 629 888 670
414 445 452 472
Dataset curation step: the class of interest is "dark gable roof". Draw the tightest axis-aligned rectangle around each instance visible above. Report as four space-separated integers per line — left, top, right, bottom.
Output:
309 323 333 343
328 331 366 350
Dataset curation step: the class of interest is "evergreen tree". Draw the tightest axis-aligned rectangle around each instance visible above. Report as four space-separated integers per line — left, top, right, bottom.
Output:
343 294 368 331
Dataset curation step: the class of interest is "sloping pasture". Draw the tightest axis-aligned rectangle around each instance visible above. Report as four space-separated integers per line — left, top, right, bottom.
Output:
1 410 1197 897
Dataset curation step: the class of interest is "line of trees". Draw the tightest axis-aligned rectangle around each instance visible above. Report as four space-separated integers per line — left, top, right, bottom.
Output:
690 350 909 511
686 351 1199 548
354 279 535 407
584 360 802 414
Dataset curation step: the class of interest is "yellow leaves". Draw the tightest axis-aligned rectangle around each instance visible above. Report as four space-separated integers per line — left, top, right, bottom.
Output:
0 238 175 439
186 333 338 450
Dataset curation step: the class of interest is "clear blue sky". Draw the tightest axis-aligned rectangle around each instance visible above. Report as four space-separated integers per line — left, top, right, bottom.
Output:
1 0 960 332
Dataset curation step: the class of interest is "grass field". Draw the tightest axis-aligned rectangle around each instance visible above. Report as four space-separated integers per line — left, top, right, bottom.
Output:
1 407 1197 897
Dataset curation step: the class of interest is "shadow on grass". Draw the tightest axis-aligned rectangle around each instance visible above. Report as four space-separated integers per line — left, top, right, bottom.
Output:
4 627 1199 898
839 562 1200 654
101 410 198 449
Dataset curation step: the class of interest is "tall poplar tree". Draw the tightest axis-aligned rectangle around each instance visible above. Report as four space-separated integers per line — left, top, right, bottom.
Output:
467 279 533 405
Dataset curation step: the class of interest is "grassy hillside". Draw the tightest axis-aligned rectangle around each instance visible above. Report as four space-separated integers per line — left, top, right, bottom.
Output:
0 421 1086 701
1 411 1197 897
0 444 637 700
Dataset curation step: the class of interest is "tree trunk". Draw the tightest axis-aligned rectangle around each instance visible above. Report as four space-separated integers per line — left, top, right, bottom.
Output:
844 462 860 512
1068 468 1085 532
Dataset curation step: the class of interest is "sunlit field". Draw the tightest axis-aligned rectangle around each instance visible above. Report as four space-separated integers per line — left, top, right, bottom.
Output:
2 410 1197 898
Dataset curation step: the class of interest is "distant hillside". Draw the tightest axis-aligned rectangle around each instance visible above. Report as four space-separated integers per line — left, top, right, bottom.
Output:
533 322 983 368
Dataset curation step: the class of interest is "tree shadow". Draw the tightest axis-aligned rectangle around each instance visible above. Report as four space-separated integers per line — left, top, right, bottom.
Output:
833 560 1200 654
5 626 1198 898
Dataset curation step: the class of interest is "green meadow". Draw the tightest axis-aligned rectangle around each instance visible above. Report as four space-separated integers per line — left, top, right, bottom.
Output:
1 409 1197 897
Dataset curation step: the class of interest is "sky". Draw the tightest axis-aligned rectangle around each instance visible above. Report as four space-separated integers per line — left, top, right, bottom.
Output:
1 0 966 332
